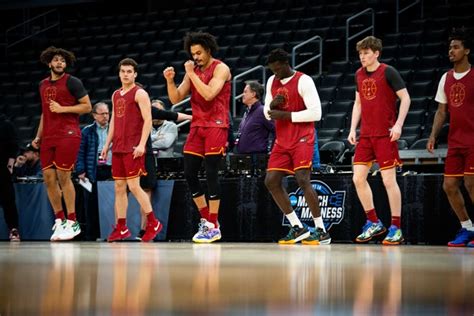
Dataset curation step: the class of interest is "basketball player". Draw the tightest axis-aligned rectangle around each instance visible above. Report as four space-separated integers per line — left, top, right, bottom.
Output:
264 48 331 245
163 32 231 243
32 46 92 241
101 58 162 242
348 36 411 245
427 28 474 247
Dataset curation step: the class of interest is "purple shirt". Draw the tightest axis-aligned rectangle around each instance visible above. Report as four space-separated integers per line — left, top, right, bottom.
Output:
236 101 275 154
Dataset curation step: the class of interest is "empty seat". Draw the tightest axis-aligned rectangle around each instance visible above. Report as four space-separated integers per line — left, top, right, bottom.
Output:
319 140 346 164
330 100 353 114
409 138 429 150
322 112 346 129
405 109 426 125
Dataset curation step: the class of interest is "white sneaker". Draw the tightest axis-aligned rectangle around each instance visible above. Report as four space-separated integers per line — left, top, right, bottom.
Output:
51 219 65 241
58 219 81 241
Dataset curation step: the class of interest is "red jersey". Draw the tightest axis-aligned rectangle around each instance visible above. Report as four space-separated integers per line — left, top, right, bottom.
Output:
444 69 474 147
190 59 230 128
112 85 144 153
39 74 81 139
356 63 398 137
271 71 314 148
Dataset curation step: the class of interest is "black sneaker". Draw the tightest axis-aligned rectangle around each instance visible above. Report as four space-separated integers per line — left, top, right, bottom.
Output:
135 229 146 241
278 225 310 244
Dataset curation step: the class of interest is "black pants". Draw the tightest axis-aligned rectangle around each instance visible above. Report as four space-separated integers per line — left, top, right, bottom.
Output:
0 162 19 230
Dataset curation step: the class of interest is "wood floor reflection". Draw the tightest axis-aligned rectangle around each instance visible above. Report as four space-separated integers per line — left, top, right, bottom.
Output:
0 242 473 315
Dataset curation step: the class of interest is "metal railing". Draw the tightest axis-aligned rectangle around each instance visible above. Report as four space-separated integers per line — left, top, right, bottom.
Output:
6 9 60 50
231 65 266 117
396 0 424 32
291 35 323 75
345 8 374 61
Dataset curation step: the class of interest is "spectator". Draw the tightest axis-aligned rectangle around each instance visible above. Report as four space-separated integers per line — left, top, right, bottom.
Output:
14 143 42 178
235 81 274 154
151 100 178 157
0 113 21 241
75 101 112 240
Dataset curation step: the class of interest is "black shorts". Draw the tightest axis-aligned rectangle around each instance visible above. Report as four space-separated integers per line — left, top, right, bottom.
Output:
140 153 157 190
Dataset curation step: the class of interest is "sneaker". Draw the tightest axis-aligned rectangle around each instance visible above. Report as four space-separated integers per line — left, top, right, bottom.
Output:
192 218 221 243
355 220 387 243
278 225 310 244
51 219 66 241
135 229 146 241
59 220 81 241
141 219 163 242
447 228 474 247
467 240 474 248
382 225 404 245
302 227 332 245
9 228 20 242
107 225 132 242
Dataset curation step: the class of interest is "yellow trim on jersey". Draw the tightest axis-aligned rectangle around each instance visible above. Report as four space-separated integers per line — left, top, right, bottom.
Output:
444 173 465 178
183 150 205 158
205 147 225 156
294 163 312 171
53 162 74 171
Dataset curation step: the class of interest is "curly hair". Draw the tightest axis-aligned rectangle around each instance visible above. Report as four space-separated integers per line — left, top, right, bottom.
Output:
39 46 76 66
449 27 472 50
183 31 218 57
266 48 290 65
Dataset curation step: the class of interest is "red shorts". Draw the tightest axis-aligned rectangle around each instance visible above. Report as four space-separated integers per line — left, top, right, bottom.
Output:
444 147 474 177
112 152 146 180
40 137 81 171
353 136 401 170
267 141 313 174
183 126 227 157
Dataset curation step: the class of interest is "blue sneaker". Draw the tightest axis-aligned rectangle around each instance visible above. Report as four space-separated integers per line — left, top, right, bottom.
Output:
192 219 221 243
356 220 387 243
382 225 404 245
448 228 474 247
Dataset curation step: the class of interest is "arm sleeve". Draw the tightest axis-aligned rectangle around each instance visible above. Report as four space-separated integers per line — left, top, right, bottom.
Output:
385 65 406 92
291 74 322 122
263 76 274 120
434 73 447 104
152 109 179 121
67 76 88 100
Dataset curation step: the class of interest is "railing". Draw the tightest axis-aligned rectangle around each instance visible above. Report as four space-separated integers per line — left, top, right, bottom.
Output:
291 35 323 75
345 8 374 61
6 9 60 51
396 0 423 32
231 65 266 117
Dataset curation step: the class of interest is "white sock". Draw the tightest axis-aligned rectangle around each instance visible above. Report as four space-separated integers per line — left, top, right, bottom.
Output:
461 219 474 231
286 212 303 228
313 216 326 233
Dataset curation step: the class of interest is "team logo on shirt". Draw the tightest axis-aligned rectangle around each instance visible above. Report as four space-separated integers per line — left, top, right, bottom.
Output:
115 98 126 117
449 83 465 107
361 78 377 100
44 86 57 102
275 87 289 110
284 180 346 230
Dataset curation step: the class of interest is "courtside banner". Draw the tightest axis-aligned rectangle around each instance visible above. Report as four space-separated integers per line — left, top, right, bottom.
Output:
283 180 346 230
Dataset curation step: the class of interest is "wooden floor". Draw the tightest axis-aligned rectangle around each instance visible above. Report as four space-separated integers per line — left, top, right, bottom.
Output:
0 242 473 315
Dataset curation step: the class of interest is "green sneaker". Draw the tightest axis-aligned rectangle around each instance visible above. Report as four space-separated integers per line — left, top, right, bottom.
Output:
302 227 332 245
59 219 81 241
383 225 404 245
278 225 310 244
356 220 386 243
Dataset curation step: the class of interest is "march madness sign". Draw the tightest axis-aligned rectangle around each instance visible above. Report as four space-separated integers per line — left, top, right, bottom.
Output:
283 180 346 230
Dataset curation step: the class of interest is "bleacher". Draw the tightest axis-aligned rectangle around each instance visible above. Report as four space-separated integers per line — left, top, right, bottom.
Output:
0 0 473 167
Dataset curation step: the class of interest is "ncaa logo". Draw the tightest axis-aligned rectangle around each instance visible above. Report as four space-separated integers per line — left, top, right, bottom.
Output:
283 180 346 230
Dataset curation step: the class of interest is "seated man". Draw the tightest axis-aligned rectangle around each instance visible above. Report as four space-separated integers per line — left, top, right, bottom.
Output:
151 100 179 157
14 143 42 178
235 81 274 154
